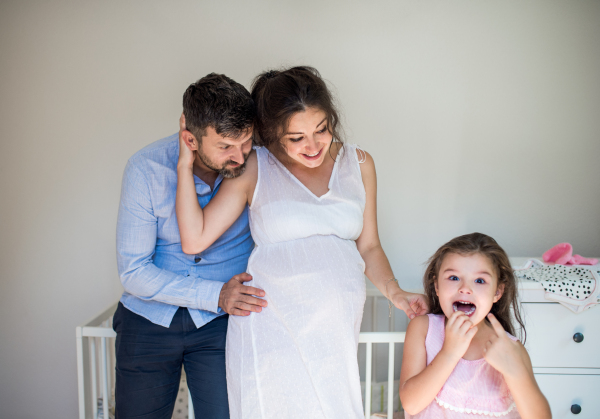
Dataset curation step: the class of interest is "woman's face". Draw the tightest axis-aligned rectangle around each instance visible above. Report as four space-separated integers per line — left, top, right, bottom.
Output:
279 107 333 169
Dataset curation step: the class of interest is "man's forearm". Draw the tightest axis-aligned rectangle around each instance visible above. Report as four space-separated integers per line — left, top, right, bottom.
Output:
119 260 224 312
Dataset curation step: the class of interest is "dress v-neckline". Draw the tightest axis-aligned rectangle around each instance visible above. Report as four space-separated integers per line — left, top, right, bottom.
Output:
265 145 344 200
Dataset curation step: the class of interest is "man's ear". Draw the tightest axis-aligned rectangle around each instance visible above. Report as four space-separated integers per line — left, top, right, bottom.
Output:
182 130 199 152
493 283 505 303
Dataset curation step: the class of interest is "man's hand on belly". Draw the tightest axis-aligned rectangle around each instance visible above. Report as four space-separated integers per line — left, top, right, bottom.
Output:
219 273 268 316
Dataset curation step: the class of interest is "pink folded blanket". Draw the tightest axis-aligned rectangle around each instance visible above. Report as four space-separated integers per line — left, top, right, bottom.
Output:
543 243 598 265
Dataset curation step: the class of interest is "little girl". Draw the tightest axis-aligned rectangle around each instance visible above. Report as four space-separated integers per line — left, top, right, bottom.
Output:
399 233 551 418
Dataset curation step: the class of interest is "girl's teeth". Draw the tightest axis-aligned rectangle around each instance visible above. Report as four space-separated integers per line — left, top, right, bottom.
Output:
452 302 476 315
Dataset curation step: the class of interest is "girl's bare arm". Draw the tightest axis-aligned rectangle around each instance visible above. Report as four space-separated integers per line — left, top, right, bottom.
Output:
503 348 551 419
484 315 551 419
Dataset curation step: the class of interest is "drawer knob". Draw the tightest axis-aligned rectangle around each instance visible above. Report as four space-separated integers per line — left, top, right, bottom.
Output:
571 404 582 414
573 333 584 343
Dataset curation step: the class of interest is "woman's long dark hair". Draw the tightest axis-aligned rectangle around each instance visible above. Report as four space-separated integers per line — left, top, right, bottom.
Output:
250 66 344 153
423 233 526 342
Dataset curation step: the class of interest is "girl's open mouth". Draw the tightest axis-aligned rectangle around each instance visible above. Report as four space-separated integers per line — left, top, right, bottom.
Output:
452 301 476 316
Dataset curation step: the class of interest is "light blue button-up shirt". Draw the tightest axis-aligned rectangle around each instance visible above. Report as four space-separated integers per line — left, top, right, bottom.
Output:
116 134 254 328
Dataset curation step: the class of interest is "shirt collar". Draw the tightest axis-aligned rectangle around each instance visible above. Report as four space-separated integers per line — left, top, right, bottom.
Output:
193 173 224 195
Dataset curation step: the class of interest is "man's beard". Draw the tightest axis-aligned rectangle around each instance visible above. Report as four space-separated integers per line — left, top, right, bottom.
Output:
196 147 249 179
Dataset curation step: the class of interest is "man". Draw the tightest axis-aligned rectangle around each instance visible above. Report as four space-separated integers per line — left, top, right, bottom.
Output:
114 73 266 419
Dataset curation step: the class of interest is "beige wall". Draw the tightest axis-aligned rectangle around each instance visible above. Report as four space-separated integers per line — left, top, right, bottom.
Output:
1 1 598 417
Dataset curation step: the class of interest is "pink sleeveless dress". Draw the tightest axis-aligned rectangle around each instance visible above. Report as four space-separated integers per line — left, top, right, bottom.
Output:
406 314 521 418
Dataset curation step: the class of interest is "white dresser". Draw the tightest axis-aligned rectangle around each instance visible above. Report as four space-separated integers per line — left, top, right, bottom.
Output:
511 258 600 418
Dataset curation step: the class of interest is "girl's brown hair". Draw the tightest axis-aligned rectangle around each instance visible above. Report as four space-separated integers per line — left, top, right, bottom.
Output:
424 232 526 342
250 66 344 153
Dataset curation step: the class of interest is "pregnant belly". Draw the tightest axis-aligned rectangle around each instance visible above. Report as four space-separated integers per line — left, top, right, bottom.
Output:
245 235 366 327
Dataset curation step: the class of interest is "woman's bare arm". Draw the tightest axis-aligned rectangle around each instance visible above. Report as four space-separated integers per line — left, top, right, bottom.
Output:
355 150 429 319
176 140 257 255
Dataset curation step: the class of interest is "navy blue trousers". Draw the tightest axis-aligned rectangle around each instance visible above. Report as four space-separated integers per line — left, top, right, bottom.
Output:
113 303 229 419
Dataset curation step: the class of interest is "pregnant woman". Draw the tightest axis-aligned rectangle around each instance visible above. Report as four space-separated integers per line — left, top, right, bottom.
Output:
176 66 428 419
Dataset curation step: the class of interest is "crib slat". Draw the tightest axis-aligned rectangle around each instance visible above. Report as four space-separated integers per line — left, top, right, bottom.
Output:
387 342 394 419
90 338 98 419
371 297 377 392
188 387 195 419
101 338 109 419
371 296 377 332
110 335 116 394
76 328 86 419
365 342 372 419
106 340 111 409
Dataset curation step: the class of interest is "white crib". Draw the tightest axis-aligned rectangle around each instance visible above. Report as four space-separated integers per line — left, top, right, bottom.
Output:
76 291 405 419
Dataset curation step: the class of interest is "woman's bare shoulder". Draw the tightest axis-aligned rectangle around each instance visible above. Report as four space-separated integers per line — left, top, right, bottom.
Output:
352 146 374 173
245 149 258 175
241 150 259 202
353 146 376 189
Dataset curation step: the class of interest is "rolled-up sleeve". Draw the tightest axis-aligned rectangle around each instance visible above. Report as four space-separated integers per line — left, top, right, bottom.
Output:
116 160 223 313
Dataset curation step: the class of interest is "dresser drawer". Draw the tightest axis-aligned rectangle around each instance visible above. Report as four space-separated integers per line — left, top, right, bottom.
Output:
535 374 600 418
523 303 599 368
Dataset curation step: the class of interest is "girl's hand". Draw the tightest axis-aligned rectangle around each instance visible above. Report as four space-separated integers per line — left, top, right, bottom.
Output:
484 314 529 379
441 311 478 361
178 113 195 170
391 291 429 319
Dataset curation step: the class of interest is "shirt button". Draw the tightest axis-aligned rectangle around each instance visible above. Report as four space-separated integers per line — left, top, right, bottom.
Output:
194 256 202 263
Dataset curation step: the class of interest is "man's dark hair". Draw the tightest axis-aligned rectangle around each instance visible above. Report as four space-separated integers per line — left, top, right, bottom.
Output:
183 73 255 140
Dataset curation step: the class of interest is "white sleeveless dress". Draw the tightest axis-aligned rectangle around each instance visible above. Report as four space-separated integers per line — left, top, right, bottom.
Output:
226 144 367 419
